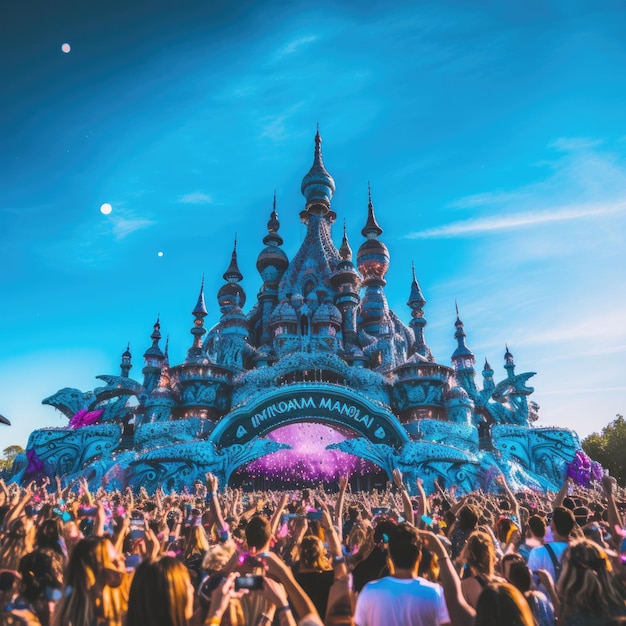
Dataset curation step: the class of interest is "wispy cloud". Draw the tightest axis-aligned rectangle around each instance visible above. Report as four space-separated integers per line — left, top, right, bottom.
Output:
179 192 214 205
406 201 625 239
408 140 626 239
550 137 603 152
448 190 527 210
260 103 304 141
278 35 318 57
110 216 154 240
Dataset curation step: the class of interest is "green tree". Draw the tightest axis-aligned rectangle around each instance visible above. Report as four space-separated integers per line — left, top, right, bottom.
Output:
0 444 24 471
582 414 626 485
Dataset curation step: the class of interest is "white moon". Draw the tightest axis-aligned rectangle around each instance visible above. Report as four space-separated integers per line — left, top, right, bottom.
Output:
157 251 164 257
61 43 71 53
100 203 112 215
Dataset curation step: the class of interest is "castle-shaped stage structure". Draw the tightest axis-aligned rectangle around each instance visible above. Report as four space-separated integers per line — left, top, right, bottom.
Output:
12 131 582 493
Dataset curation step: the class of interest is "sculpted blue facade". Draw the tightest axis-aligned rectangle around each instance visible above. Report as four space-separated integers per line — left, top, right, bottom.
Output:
12 131 581 493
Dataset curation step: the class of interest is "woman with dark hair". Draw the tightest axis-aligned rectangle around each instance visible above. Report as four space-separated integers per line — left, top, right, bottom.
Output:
557 539 626 625
475 582 535 626
126 557 194 626
52 536 128 626
8 549 65 626
35 519 66 562
506 559 555 626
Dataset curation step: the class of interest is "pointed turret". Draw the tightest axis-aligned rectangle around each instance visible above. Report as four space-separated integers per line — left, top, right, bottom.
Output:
361 183 383 238
357 185 390 335
142 317 165 394
300 126 335 215
451 303 476 396
120 343 132 378
331 221 362 357
407 263 432 360
452 302 475 368
186 278 208 362
218 238 246 312
504 344 516 378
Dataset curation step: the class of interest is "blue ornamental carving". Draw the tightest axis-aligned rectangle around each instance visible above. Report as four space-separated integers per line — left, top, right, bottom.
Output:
11 132 590 493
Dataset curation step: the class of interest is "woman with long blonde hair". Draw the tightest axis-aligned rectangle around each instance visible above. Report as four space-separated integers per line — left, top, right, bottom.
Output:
182 524 210 589
52 536 128 626
557 539 626 625
126 557 194 626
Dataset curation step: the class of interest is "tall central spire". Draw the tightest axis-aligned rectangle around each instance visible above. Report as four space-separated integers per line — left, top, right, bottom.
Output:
300 127 336 214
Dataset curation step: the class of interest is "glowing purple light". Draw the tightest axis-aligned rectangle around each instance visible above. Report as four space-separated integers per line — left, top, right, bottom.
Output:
241 423 378 483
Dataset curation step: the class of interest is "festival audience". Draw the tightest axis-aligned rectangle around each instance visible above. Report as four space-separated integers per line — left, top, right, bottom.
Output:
0 470 624 626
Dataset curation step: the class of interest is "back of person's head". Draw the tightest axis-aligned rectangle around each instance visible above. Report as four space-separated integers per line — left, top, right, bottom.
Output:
552 506 575 538
299 535 330 571
245 515 271 551
387 523 422 571
558 539 625 620
127 556 192 626
562 496 575 511
36 518 64 555
527 515 546 539
53 536 122 626
19 548 64 602
501 552 525 581
373 519 396 545
347 506 359 521
574 506 590 527
457 504 480 531
461 531 496 575
475 582 535 626
507 560 532 593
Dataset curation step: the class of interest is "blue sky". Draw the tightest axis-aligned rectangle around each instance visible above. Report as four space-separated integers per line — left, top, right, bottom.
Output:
1 0 625 448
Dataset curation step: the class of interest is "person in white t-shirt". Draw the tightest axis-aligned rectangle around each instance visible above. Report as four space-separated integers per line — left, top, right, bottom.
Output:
354 523 451 626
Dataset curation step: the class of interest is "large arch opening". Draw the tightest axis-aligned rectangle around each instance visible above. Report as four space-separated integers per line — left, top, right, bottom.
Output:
229 422 388 491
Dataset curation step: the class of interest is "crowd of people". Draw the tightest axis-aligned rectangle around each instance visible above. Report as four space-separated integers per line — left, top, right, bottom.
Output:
0 468 625 626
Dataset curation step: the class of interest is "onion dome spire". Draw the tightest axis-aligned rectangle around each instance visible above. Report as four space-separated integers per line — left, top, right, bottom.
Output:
483 357 493 375
263 191 284 247
407 262 426 309
142 316 165 394
504 344 516 377
339 220 353 261
407 262 432 360
120 343 132 377
143 316 164 363
300 126 335 213
193 274 208 318
361 182 383 238
223 235 243 283
187 278 207 361
452 302 475 364
218 237 246 311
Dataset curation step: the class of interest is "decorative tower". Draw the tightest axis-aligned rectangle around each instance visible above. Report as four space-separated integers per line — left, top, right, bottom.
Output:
357 185 390 336
218 238 246 313
256 194 289 357
142 336 176 424
330 222 363 361
275 128 341 355
407 263 433 361
142 317 165 395
451 303 477 396
504 344 516 379
120 343 132 378
186 277 208 362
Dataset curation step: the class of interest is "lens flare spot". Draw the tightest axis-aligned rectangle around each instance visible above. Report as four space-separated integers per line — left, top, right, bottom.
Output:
157 251 164 257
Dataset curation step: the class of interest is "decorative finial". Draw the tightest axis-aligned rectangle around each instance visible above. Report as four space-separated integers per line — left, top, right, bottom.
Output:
301 127 335 208
361 184 383 238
